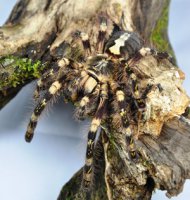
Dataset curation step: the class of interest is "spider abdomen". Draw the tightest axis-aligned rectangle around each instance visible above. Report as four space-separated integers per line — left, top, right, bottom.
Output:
105 31 143 58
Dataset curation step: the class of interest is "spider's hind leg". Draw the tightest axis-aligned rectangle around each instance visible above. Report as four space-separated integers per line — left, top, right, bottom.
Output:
115 87 139 160
139 47 174 64
25 80 63 142
130 73 153 140
82 83 108 190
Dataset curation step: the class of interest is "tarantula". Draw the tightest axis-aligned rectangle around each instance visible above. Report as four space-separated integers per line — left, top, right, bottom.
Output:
25 17 170 190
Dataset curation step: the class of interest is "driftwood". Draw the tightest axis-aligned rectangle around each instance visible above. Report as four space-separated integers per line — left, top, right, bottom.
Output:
0 0 190 200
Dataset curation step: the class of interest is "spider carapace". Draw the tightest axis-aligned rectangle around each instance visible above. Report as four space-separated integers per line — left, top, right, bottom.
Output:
25 16 170 190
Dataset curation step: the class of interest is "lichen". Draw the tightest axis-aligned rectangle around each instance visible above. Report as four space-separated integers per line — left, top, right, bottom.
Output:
0 55 44 91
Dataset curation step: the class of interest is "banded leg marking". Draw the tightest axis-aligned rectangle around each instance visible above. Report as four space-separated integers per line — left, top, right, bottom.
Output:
76 96 90 120
34 69 55 99
116 89 137 160
76 84 100 120
130 73 147 112
25 81 62 142
83 83 108 190
79 69 100 94
97 17 107 52
80 32 91 56
116 90 130 128
34 58 70 99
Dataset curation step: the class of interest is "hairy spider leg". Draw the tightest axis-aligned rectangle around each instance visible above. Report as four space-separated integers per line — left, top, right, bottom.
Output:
66 68 98 103
131 73 153 115
57 59 84 101
77 68 101 95
130 73 153 139
33 68 57 99
83 83 108 190
138 83 153 120
129 73 144 110
129 72 145 137
80 32 91 56
25 80 63 142
115 88 137 160
76 84 100 120
139 47 174 64
97 17 108 52
33 58 70 99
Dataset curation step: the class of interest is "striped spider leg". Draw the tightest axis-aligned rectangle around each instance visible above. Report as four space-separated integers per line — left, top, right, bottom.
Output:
76 83 101 120
75 16 108 56
25 58 80 142
96 16 108 52
33 58 70 99
116 89 137 159
129 72 153 139
130 72 152 117
25 77 64 142
77 31 91 57
110 81 138 160
82 82 108 190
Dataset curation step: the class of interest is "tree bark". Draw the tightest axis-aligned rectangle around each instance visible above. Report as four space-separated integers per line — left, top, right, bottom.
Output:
0 0 190 200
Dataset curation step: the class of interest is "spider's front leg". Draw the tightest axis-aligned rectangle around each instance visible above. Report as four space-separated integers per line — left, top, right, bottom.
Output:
33 58 70 99
82 82 108 190
25 78 64 142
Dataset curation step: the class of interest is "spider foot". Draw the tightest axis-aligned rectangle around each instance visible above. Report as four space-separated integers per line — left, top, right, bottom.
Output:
25 131 34 143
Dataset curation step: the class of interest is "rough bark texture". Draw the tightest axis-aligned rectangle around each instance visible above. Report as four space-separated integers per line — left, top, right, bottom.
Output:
0 0 190 200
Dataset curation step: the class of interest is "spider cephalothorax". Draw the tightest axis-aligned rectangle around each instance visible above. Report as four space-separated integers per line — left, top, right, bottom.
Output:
25 17 171 190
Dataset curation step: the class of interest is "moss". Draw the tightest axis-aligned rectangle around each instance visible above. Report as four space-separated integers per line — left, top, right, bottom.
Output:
0 55 44 91
150 0 175 58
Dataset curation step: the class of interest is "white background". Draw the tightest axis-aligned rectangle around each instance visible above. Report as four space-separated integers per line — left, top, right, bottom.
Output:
0 0 190 200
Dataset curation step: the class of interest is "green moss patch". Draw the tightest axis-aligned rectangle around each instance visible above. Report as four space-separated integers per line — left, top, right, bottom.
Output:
0 55 44 90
